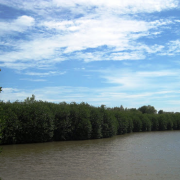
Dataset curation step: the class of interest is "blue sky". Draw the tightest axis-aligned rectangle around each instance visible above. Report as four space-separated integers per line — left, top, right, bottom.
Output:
1 0 180 112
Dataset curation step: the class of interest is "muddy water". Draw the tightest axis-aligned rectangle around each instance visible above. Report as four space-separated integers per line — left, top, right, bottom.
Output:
0 131 180 180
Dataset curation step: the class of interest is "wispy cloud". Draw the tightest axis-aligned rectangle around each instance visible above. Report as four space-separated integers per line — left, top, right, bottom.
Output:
99 68 180 91
160 40 180 56
24 71 66 76
20 78 46 82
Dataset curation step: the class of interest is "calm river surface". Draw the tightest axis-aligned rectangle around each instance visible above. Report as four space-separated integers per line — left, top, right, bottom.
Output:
1 131 180 180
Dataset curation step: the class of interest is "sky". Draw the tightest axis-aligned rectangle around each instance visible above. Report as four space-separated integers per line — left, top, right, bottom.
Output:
0 0 180 112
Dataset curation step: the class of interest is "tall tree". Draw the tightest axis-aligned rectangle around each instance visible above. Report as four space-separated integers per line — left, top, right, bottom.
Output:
138 105 157 114
24 94 36 104
158 110 163 114
90 107 103 139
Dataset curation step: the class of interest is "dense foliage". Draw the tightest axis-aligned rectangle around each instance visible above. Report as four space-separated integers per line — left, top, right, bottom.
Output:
1 95 180 145
0 69 2 93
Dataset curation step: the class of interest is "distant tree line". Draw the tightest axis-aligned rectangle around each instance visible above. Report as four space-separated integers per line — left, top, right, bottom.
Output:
0 69 2 93
1 95 180 145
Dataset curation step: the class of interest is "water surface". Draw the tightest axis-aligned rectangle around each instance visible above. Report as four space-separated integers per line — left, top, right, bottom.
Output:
1 131 180 180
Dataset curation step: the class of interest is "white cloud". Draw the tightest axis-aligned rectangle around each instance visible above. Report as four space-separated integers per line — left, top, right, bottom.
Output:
24 71 66 76
0 15 34 35
42 21 78 31
15 15 34 27
167 40 180 54
159 40 180 56
137 70 177 77
0 37 64 65
110 52 145 61
41 16 170 57
1 15 170 69
0 62 35 70
99 68 180 91
0 0 178 70
41 17 169 53
1 88 29 102
1 0 178 14
20 78 46 82
53 0 178 13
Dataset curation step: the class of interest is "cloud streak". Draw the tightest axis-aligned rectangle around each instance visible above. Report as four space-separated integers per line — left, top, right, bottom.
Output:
24 71 66 76
99 68 180 92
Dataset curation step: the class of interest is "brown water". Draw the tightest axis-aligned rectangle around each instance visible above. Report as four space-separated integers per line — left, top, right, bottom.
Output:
0 131 180 180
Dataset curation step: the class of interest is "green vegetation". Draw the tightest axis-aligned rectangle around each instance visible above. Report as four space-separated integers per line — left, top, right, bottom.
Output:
0 75 3 152
0 69 2 93
0 95 180 145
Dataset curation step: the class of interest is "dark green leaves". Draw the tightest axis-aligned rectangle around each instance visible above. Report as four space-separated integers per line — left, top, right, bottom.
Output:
0 98 180 145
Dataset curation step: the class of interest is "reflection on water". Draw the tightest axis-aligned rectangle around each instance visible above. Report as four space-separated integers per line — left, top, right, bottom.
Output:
1 131 180 180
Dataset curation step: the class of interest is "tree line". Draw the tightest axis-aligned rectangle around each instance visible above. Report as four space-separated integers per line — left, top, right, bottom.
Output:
0 95 180 145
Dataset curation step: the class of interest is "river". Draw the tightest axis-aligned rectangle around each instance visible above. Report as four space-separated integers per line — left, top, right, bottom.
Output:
0 131 180 180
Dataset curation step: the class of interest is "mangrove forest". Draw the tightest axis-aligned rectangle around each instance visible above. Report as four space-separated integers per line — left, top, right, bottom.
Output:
1 95 180 145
